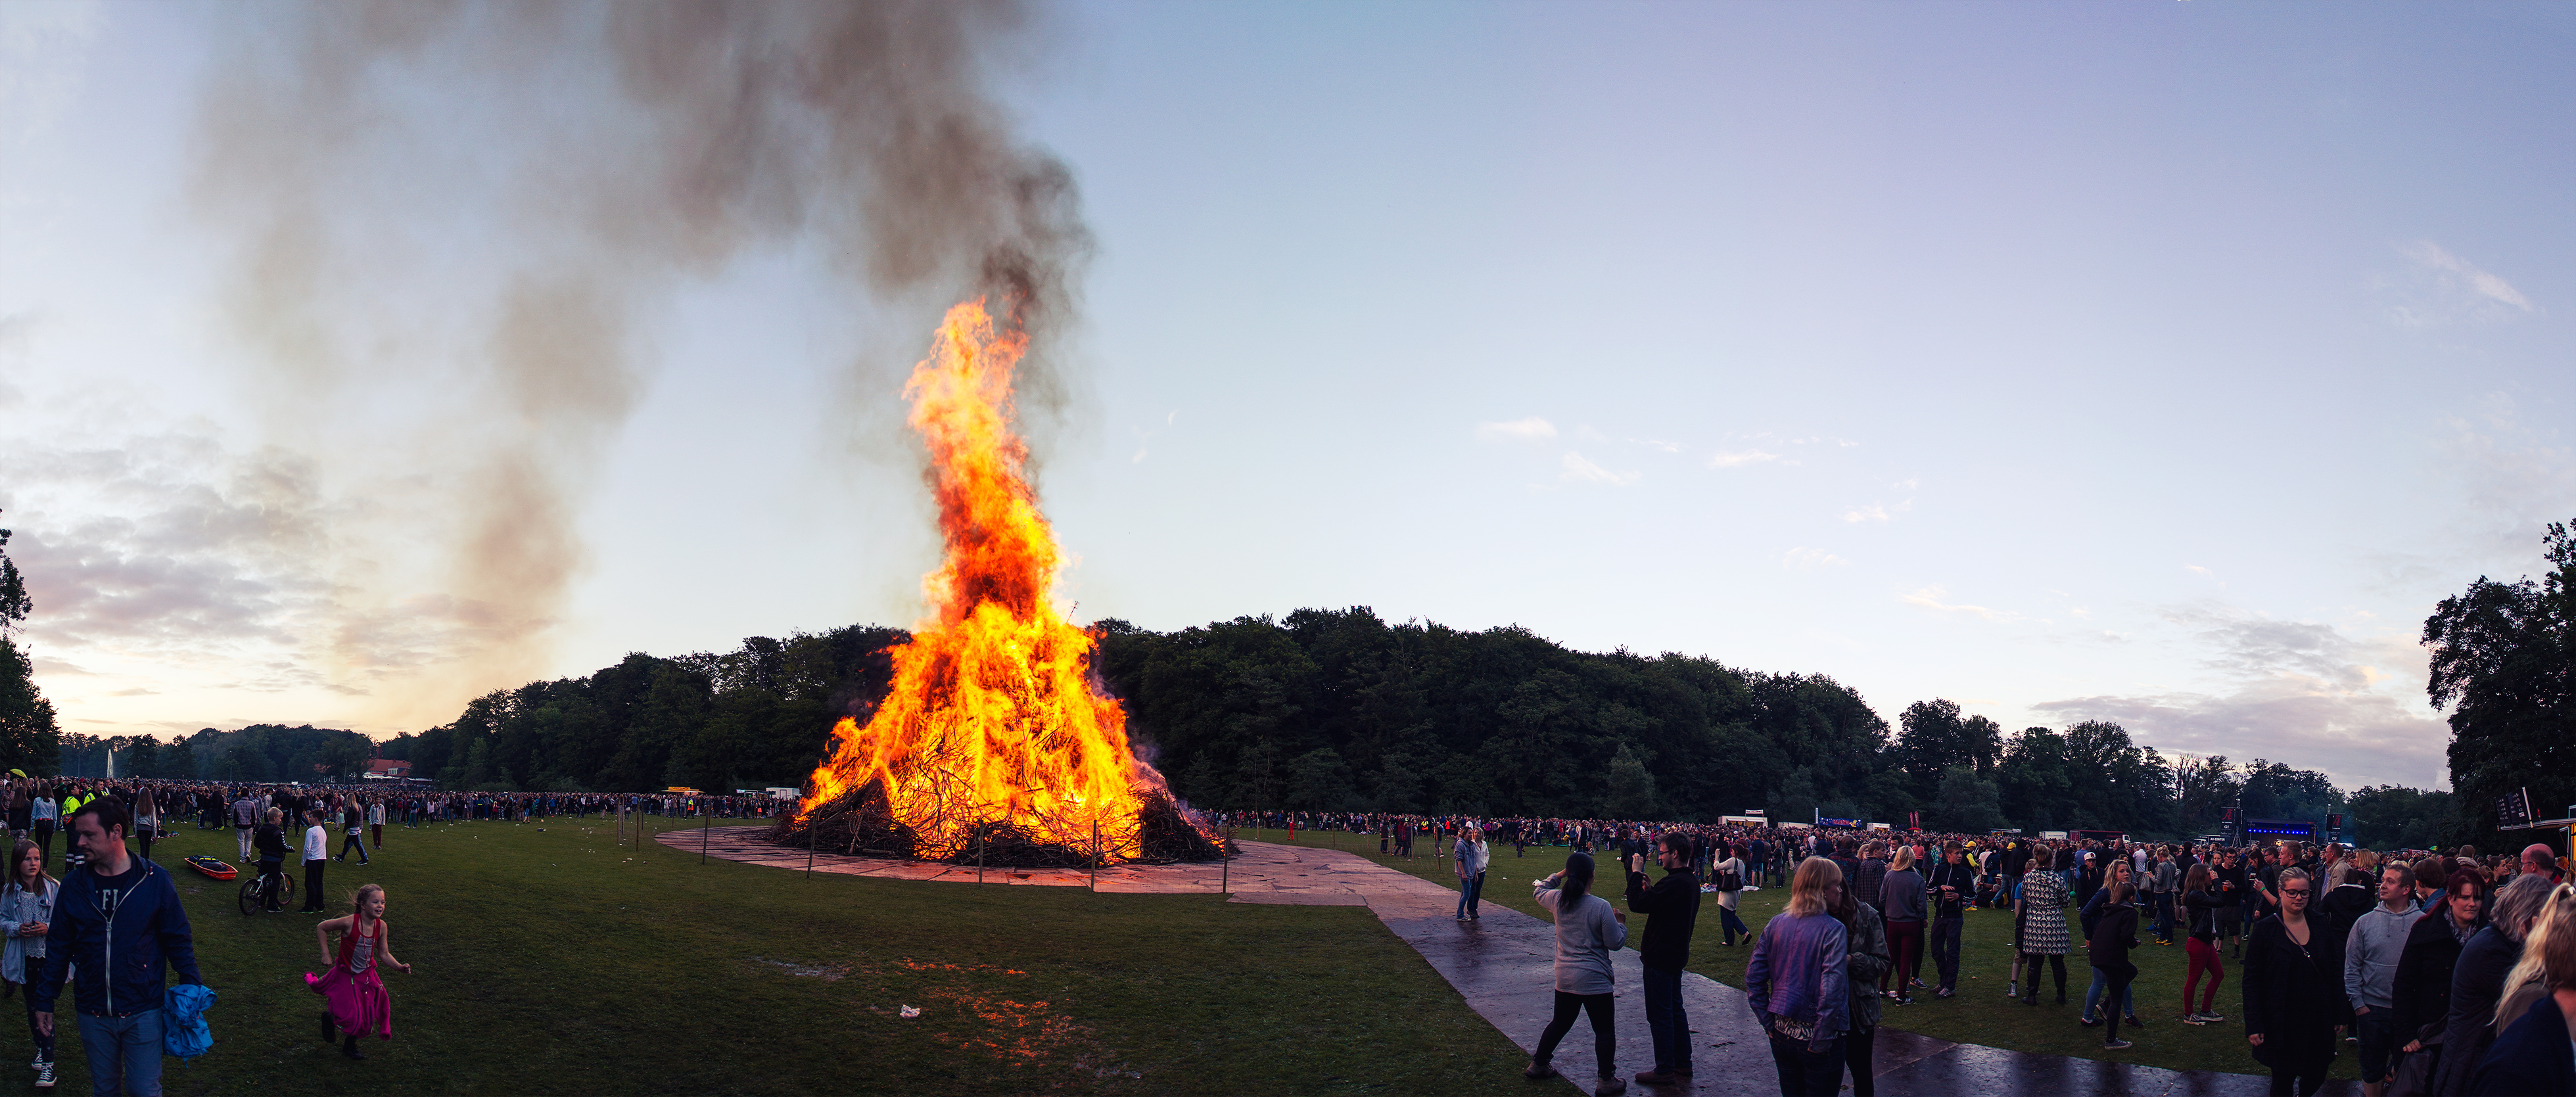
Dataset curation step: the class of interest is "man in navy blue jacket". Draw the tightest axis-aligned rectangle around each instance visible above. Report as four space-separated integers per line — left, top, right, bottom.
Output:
33 799 203 1097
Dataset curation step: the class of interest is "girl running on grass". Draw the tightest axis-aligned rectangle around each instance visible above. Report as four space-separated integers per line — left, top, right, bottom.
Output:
2 839 57 1088
310 884 412 1060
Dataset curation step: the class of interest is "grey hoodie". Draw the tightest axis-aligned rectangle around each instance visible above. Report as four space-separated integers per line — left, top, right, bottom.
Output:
2342 902 2424 1010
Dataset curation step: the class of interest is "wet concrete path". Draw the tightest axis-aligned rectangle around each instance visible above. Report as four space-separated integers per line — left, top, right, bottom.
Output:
670 827 2352 1094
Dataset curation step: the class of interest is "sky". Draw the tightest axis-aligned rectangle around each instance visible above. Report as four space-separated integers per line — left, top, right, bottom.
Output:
2 1 2570 793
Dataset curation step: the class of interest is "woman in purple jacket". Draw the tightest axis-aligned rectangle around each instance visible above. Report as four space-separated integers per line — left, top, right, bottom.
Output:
1748 856 1850 1096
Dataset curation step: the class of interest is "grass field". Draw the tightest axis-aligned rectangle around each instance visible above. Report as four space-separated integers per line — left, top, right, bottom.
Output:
1246 828 2360 1081
9 816 1532 1096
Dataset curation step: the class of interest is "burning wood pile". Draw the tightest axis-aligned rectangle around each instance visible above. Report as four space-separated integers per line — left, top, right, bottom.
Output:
768 301 1227 868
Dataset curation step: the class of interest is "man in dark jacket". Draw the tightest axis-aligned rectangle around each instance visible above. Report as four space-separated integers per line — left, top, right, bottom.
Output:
1626 832 1702 1087
1927 845 1977 998
32 799 204 1097
2392 871 2484 1081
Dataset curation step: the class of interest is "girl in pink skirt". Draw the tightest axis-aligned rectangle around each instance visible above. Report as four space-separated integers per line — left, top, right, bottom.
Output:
310 884 412 1060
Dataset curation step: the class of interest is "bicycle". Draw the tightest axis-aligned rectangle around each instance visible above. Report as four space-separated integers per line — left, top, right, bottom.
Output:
237 865 294 916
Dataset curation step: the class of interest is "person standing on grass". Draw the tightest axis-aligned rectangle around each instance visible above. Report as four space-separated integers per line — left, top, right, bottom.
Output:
1524 852 1629 1096
32 800 204 1097
1453 826 1489 922
2017 847 2073 1007
1827 868 1890 1097
2090 879 2142 1051
336 797 368 865
31 789 55 872
231 789 258 864
1625 832 1702 1087
310 884 411 1060
1714 846 1752 946
2182 862 2232 1025
2346 862 2425 1097
3 838 59 1088
131 790 158 866
1748 857 1850 1097
298 810 331 914
2245 866 2342 1096
1926 843 1975 998
2080 859 2142 1028
1878 847 1925 1005
367 797 385 854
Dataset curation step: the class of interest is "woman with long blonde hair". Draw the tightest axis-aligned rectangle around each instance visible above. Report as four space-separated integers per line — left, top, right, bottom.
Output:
1749 857 1850 1094
2471 881 2576 1095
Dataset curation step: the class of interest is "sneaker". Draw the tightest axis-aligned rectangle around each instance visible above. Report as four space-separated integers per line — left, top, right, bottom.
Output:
342 1037 365 1060
32 1060 50 1090
2080 1013 2103 1027
1593 1078 1627 1096
1934 987 1955 998
2124 1015 2149 1029
2005 982 2018 998
1524 1061 1560 1081
1910 977 1927 989
2103 1038 2133 1050
2196 1011 2227 1023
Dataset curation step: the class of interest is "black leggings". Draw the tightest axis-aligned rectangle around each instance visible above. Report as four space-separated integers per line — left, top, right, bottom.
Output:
2021 952 2067 999
2101 966 2136 1042
1533 991 1615 1076
1844 1025 1876 1097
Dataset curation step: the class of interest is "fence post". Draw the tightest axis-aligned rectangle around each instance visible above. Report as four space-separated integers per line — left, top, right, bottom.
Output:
1090 820 1098 893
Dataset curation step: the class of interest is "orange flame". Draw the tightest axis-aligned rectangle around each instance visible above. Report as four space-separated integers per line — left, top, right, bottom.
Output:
798 300 1154 860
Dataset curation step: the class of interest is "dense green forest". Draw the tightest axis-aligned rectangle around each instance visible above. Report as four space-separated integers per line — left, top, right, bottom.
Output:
10 503 2564 852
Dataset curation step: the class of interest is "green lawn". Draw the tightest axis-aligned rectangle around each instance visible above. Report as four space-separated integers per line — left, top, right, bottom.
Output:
1247 829 2357 1081
16 816 1529 1096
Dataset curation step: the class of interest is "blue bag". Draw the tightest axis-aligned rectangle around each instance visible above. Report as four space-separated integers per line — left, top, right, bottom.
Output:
164 983 216 1062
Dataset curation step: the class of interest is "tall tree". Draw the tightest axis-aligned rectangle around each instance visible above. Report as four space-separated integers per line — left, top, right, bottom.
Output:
2424 519 2575 850
0 514 62 777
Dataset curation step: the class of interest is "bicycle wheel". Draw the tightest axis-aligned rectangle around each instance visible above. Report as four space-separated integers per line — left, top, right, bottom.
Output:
238 877 260 916
279 872 295 908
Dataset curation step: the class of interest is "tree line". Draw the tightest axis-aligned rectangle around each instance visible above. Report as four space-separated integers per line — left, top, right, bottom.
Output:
1 505 2564 852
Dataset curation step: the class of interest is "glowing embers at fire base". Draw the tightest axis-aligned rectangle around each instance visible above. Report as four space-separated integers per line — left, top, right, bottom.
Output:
774 302 1221 867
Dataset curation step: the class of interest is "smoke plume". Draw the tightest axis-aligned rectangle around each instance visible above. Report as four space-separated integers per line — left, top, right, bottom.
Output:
189 0 1089 720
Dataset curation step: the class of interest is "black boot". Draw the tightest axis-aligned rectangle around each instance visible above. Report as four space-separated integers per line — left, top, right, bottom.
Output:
342 1035 365 1060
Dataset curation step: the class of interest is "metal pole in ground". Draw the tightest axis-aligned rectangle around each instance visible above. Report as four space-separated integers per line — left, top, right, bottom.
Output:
1090 820 1098 893
1221 828 1230 895
807 808 816 879
701 799 711 864
977 824 985 885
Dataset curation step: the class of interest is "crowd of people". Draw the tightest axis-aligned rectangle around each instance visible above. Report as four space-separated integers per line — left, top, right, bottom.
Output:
1221 810 2574 1097
0 774 785 1094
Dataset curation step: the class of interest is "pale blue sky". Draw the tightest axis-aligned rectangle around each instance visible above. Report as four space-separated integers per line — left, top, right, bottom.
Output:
2 1 2569 791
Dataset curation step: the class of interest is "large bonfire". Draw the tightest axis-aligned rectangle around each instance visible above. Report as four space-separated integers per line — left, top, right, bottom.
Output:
770 301 1225 867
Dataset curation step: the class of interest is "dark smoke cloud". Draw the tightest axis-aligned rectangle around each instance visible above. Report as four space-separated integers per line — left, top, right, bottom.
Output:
189 0 1090 708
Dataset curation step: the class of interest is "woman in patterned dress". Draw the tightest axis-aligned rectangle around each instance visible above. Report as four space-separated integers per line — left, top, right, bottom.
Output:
2018 847 2072 1005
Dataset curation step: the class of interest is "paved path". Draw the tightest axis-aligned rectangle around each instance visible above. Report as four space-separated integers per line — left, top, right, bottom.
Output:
668 827 2352 1095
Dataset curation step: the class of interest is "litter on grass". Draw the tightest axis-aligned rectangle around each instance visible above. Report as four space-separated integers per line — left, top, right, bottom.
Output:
899 1005 921 1018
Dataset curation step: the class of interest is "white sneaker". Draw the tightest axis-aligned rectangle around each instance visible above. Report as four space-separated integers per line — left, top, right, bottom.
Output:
33 1059 52 1089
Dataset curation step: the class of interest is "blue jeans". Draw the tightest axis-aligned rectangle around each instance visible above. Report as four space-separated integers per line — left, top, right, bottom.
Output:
2355 1008 2396 1082
2152 893 2175 942
2084 966 2135 1019
1455 872 1484 918
76 1008 164 1097
1643 966 1689 1074
1719 904 1752 944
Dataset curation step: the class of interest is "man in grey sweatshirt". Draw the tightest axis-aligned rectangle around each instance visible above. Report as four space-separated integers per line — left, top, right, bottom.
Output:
2343 863 2424 1097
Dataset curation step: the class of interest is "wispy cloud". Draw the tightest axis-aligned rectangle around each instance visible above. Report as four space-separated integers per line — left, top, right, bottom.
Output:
1476 417 1557 442
1558 452 1639 486
1782 547 1849 571
2386 241 2537 328
1708 450 1784 469
1844 499 1910 523
2034 604 2445 788
1902 586 2015 621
